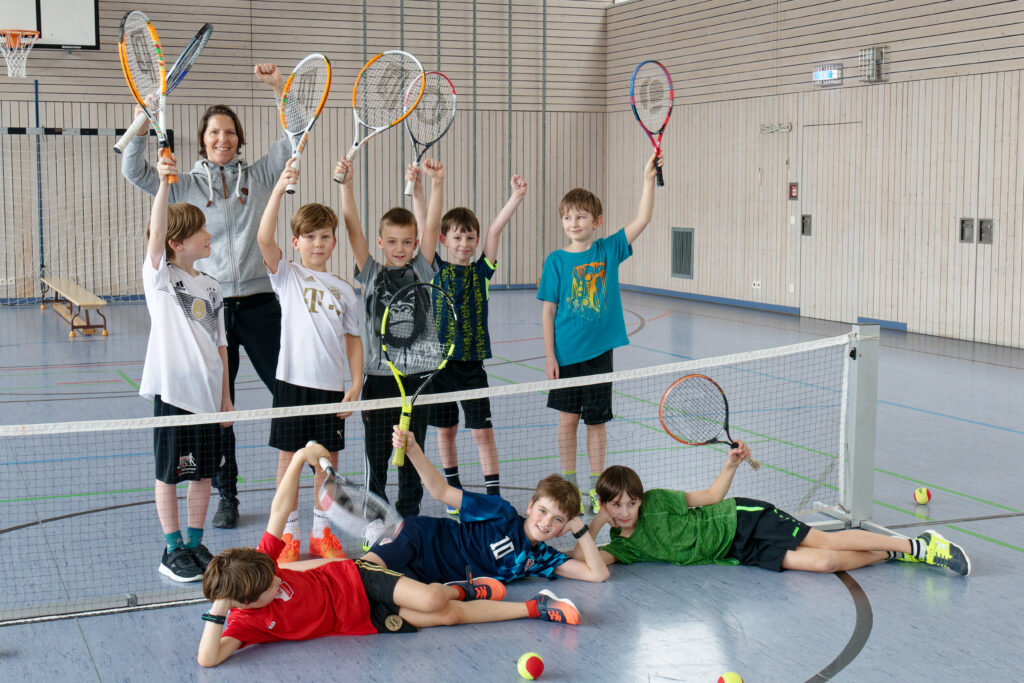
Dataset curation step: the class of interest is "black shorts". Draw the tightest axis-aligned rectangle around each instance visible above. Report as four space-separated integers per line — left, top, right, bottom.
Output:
546 349 613 425
726 497 811 572
269 380 346 452
367 516 429 582
153 395 222 484
427 360 492 430
355 559 418 633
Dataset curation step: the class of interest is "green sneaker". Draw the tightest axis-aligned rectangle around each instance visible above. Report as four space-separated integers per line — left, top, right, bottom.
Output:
919 529 971 576
589 488 601 514
895 552 922 563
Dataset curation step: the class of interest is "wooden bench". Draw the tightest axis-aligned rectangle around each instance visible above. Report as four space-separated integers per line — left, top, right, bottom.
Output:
40 275 108 338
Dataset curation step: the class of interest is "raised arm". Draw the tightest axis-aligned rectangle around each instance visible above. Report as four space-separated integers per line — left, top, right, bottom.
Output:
394 426 463 510
407 164 426 234
122 104 161 197
267 443 329 539
254 62 286 99
684 441 751 507
418 159 445 263
623 152 662 245
146 155 177 268
257 160 296 274
482 175 528 264
553 516 610 582
336 158 370 271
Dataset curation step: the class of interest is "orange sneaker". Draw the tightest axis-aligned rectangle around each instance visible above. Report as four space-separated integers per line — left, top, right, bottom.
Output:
533 589 580 625
280 532 300 563
309 528 347 559
445 576 506 601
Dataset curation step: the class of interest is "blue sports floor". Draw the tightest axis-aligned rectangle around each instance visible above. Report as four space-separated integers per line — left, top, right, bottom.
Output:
1 289 1021 681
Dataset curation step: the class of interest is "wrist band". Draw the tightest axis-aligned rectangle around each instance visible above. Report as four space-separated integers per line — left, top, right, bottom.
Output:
202 612 226 625
572 523 590 539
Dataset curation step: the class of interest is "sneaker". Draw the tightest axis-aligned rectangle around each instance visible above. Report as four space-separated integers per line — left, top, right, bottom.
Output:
589 488 601 514
533 589 580 625
895 552 922 563
212 497 239 529
159 546 203 582
580 498 585 515
361 519 386 553
189 543 214 572
919 529 971 576
310 528 347 559
280 532 301 563
445 576 506 601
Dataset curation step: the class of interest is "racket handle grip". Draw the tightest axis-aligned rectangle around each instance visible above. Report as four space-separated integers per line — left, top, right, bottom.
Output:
114 112 148 153
403 161 420 196
285 155 301 195
318 456 335 475
159 146 177 184
333 145 360 184
392 412 413 467
655 163 664 187
746 456 761 471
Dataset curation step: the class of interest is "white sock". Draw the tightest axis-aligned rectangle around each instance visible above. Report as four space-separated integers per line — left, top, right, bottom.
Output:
284 511 299 539
312 509 328 537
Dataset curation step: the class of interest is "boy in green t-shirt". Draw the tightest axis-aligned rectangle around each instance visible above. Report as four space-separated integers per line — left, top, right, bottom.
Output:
571 442 971 576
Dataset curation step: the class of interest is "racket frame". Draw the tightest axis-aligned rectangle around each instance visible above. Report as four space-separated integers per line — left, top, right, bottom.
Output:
629 59 673 187
334 50 425 183
403 71 457 196
379 281 457 466
659 373 761 470
279 53 332 194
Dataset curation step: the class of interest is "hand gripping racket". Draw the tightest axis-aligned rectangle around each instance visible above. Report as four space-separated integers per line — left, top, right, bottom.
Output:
403 71 456 196
280 53 332 194
630 59 673 187
317 452 403 548
333 50 425 184
114 23 213 153
659 374 761 470
380 281 458 466
118 11 175 182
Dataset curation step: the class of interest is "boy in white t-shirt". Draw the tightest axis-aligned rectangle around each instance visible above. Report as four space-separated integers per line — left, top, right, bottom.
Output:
257 160 363 562
140 155 233 583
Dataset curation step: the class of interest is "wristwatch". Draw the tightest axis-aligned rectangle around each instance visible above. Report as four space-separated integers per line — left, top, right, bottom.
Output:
202 612 227 625
572 523 590 539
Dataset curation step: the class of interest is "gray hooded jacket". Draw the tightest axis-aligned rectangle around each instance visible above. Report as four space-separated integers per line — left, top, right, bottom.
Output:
121 133 291 297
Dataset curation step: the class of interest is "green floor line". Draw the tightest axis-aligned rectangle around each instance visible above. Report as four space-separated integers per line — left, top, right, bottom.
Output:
116 370 140 391
874 500 1024 553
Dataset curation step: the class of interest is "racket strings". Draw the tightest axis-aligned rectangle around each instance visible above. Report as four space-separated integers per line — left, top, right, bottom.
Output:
405 74 455 142
168 25 211 86
633 63 671 130
662 379 727 443
383 306 448 375
121 15 162 99
357 54 421 127
283 58 330 131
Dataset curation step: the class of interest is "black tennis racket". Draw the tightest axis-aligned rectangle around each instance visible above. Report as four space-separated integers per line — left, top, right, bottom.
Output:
659 374 761 470
630 59 673 187
403 71 456 196
380 281 458 466
317 454 402 547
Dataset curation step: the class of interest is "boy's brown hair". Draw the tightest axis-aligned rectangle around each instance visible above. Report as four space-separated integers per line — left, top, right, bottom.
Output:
146 202 206 262
291 203 338 238
197 104 246 158
595 465 645 505
202 547 276 604
379 207 417 235
531 474 581 519
559 188 603 219
440 207 480 236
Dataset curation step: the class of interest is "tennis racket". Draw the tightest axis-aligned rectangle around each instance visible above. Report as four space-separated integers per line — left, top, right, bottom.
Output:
333 50 425 184
317 455 402 547
380 281 458 466
629 60 673 187
279 53 332 194
659 374 761 470
118 11 175 183
403 71 456 196
114 23 213 154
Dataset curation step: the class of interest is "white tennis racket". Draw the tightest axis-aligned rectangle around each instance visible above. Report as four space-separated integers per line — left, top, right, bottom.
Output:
280 54 332 194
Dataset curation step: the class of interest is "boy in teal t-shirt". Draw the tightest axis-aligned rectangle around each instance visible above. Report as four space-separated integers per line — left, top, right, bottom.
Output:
570 442 971 576
537 153 661 514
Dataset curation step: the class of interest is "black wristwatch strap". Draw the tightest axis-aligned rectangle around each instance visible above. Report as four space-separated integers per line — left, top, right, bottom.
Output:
572 523 590 539
202 612 227 625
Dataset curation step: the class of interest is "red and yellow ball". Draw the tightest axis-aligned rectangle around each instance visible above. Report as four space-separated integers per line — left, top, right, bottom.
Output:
517 652 544 679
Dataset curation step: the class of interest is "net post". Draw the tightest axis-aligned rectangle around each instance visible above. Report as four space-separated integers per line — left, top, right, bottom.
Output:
846 323 879 528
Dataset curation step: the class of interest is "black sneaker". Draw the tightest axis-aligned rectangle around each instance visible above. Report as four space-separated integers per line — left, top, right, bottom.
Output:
212 497 239 529
159 546 203 582
190 543 214 572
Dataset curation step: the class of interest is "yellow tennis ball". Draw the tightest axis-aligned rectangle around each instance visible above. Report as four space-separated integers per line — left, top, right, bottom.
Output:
718 674 744 683
914 487 932 504
517 652 544 679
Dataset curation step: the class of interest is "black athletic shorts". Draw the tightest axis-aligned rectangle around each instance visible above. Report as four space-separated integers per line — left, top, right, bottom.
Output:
153 395 222 484
268 380 346 452
427 360 492 430
545 349 613 425
355 559 418 633
726 497 811 572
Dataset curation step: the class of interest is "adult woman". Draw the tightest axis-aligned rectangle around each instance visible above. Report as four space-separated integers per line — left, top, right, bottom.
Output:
122 64 291 528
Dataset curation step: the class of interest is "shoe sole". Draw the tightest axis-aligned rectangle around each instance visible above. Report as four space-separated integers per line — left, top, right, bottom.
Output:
924 529 972 576
159 563 202 582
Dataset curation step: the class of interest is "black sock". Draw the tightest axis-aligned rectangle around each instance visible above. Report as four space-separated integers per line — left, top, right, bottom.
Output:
443 467 462 489
484 474 500 496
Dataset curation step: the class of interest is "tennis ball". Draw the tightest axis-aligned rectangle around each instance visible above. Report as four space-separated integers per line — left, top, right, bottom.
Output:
718 674 744 683
914 487 932 504
517 652 544 679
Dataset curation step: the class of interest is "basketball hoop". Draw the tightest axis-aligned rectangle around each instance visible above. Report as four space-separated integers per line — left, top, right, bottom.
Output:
0 30 40 79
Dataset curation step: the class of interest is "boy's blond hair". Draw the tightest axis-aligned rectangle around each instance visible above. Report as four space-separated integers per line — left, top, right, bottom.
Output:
291 203 338 238
595 465 645 505
146 202 206 262
379 207 417 235
531 474 581 519
440 207 480 236
558 188 603 219
202 547 276 604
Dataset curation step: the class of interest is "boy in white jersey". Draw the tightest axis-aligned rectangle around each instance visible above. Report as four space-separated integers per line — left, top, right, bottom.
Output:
140 155 233 583
257 160 363 562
